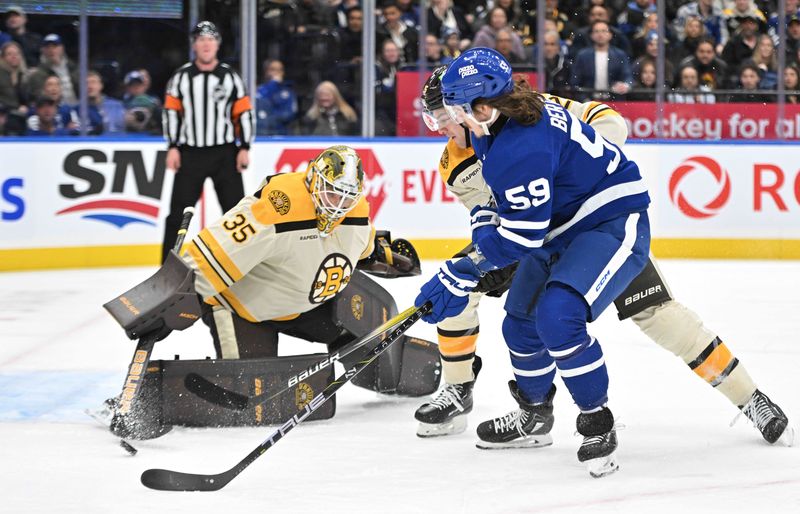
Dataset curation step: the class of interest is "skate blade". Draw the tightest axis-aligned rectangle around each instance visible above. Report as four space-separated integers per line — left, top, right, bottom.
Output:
586 454 619 478
475 433 553 450
417 415 467 438
776 425 797 447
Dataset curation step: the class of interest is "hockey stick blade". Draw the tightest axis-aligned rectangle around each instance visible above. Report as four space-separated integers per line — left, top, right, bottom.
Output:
184 373 248 410
183 305 421 411
141 468 230 492
141 303 429 492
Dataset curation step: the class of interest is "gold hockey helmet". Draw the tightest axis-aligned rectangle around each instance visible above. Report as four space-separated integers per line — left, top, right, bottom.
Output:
305 145 365 236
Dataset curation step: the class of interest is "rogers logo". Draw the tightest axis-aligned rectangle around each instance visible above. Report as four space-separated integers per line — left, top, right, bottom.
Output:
668 156 731 219
274 148 387 220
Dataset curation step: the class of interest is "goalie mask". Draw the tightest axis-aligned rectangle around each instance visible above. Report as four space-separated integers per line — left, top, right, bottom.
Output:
305 145 365 236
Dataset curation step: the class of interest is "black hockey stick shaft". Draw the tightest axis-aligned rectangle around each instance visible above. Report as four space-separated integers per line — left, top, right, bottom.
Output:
140 302 430 492
116 206 195 417
184 304 421 410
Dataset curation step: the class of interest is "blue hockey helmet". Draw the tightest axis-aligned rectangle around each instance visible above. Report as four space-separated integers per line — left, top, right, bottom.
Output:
440 47 513 107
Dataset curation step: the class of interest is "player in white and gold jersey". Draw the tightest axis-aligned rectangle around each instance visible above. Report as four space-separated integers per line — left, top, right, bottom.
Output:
184 146 374 358
102 146 438 439
181 145 382 359
413 66 794 446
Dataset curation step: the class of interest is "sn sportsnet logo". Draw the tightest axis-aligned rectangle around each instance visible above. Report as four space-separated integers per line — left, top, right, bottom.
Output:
57 149 166 228
668 156 731 219
458 65 478 78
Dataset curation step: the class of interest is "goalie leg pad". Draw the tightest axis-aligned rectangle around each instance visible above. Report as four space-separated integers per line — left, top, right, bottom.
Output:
160 355 336 427
333 271 441 396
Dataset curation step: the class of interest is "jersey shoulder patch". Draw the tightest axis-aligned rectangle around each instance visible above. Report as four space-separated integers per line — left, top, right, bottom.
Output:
252 172 316 226
438 139 479 186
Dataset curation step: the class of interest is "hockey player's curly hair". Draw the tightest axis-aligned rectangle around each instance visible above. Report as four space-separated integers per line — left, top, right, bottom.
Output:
478 76 545 126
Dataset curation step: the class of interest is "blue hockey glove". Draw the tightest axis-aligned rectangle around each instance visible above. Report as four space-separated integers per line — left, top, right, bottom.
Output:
470 204 498 230
414 258 482 323
470 204 499 247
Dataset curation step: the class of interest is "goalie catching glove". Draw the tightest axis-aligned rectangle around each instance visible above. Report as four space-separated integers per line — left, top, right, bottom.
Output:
358 230 421 278
415 257 482 323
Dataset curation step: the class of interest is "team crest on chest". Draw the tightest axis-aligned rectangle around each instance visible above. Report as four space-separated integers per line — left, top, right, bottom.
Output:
268 190 291 215
310 253 353 304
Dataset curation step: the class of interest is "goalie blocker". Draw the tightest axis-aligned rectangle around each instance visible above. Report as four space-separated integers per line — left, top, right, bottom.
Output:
105 250 439 439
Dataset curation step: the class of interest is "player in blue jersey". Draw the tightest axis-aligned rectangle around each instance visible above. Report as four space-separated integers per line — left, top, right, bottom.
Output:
415 48 652 478
414 66 795 450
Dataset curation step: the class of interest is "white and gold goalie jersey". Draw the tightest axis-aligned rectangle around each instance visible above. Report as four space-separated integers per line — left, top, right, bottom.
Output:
183 171 374 322
437 95 627 211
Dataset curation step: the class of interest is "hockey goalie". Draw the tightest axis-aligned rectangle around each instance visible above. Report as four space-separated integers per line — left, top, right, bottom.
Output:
101 145 439 440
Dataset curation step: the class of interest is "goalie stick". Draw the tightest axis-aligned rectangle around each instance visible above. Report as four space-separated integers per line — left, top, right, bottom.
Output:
109 206 194 452
140 302 430 492
184 304 422 410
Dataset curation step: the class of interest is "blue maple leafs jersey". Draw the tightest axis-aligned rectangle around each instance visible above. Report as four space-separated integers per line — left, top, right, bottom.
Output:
472 100 650 268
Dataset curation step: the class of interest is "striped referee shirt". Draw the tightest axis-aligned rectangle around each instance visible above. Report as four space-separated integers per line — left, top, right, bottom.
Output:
163 62 254 149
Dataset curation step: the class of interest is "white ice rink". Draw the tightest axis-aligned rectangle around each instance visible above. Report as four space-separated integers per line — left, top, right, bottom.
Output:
1 259 799 513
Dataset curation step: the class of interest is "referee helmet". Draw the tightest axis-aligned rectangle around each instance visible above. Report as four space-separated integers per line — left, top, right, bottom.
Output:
191 21 221 43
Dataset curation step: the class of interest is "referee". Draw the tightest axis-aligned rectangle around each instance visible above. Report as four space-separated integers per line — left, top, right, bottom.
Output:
161 21 254 261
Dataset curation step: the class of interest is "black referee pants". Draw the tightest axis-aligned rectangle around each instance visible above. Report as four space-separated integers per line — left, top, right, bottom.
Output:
162 144 245 261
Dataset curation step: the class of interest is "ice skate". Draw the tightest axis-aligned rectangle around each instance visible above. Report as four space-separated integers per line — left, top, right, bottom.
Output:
576 407 619 478
476 381 555 449
737 389 796 446
415 357 481 437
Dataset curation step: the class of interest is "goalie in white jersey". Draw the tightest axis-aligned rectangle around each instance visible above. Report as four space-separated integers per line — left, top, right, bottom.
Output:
104 145 438 440
413 66 794 447
184 145 375 357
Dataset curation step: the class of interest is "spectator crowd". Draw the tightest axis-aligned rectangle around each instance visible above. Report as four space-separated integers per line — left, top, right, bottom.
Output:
2 0 800 137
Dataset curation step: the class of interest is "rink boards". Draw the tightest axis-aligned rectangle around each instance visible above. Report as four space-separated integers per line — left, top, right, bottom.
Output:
2 138 800 270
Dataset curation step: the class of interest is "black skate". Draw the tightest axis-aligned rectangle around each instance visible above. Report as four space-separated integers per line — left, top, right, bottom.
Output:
738 389 796 446
415 357 482 437
475 381 555 449
576 407 619 478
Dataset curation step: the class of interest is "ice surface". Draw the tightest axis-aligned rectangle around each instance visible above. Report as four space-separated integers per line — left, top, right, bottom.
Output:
1 260 799 513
